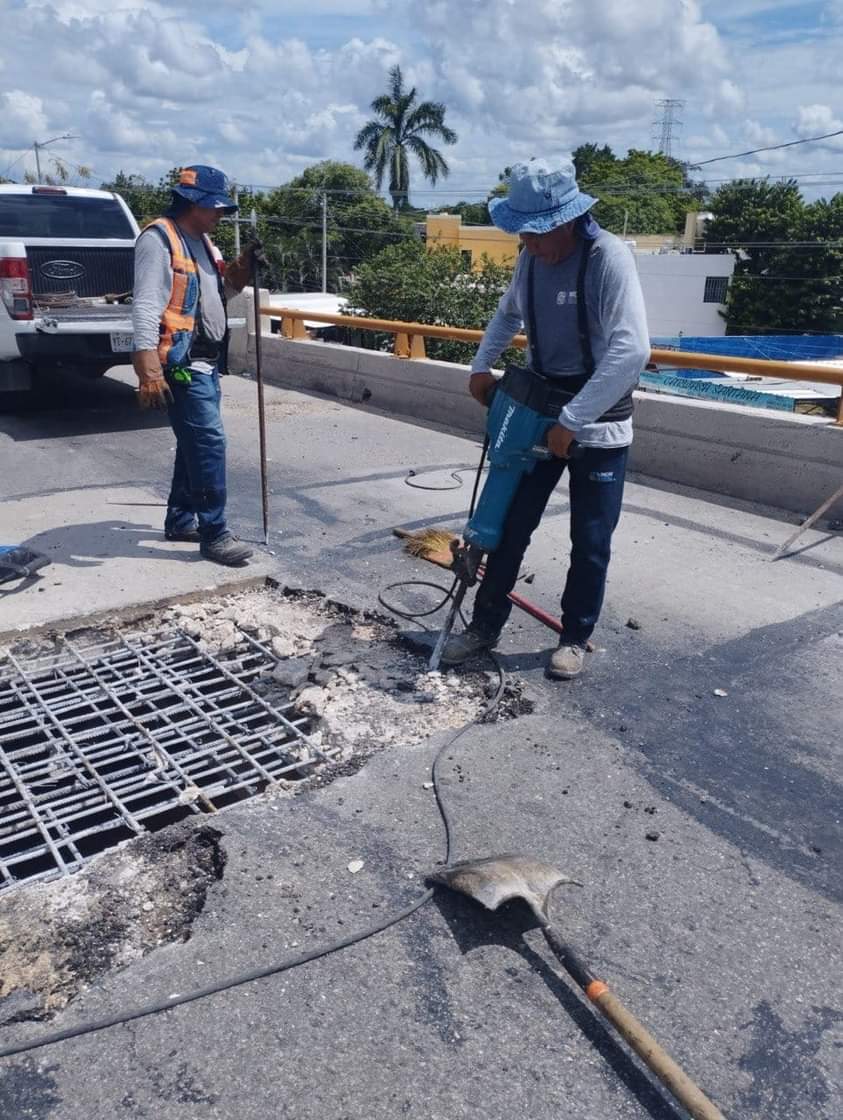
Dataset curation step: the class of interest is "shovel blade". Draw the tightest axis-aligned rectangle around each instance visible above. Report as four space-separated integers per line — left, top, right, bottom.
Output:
429 853 581 923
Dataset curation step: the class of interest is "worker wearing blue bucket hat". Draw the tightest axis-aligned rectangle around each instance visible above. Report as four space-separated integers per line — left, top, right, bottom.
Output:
132 166 264 566
442 156 651 679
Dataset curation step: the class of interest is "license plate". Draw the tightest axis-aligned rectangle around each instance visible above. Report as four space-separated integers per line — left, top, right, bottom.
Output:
110 331 134 353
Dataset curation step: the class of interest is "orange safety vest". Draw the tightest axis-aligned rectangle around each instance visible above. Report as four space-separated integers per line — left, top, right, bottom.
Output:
143 217 225 370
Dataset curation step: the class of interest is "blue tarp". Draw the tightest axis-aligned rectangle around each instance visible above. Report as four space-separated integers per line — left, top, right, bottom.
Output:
651 334 843 362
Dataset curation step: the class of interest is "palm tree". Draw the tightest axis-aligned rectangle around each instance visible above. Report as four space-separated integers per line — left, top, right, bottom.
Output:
354 65 457 210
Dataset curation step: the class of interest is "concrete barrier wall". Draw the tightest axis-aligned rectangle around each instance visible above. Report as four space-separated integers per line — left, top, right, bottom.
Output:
234 330 843 519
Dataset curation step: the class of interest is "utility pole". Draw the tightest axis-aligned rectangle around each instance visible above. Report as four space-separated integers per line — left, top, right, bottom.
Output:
321 191 328 294
233 187 241 255
32 133 77 183
652 99 685 160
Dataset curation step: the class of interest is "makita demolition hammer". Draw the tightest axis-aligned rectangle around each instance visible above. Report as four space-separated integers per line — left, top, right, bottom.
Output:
428 367 583 671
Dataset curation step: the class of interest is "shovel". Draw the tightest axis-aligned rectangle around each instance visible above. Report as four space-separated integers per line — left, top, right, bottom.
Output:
430 854 726 1120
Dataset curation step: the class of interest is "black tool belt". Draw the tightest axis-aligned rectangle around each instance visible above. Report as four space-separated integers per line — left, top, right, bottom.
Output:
501 364 634 423
190 330 222 361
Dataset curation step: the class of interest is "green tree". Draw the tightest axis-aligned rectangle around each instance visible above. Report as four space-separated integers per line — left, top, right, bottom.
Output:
354 64 457 210
261 160 413 291
572 145 702 235
345 239 520 364
704 179 843 333
431 199 491 224
100 168 180 227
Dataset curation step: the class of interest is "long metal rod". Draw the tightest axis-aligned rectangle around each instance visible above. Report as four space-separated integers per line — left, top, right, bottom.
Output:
771 479 843 560
251 209 270 546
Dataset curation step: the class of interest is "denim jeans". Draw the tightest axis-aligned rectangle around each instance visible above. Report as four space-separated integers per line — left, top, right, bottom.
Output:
472 444 629 646
163 367 227 544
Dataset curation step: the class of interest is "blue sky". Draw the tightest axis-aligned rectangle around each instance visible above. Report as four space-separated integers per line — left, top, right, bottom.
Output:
1 0 841 203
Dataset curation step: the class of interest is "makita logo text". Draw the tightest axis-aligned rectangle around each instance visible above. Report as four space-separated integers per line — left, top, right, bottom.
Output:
494 404 516 451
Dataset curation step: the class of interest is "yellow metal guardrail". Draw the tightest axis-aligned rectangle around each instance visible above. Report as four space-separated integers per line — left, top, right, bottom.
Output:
262 305 843 423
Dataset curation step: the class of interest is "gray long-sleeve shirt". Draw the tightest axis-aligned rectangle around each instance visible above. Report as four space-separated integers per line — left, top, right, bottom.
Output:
471 231 650 447
132 223 234 367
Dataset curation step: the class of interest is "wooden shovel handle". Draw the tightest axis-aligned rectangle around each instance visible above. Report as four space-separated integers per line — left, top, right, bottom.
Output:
542 926 725 1119
586 983 726 1120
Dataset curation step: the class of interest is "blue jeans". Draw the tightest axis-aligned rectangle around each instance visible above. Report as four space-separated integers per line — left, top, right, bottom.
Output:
164 367 227 544
472 445 629 646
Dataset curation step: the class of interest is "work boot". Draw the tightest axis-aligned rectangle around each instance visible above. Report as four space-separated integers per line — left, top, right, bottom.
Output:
165 524 200 543
200 532 253 566
439 624 497 666
548 642 587 680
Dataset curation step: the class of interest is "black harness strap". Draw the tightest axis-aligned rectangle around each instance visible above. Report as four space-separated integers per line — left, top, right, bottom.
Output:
523 238 634 424
575 240 595 377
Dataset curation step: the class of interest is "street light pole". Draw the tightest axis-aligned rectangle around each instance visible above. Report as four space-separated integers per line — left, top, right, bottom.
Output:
31 134 78 184
321 191 328 294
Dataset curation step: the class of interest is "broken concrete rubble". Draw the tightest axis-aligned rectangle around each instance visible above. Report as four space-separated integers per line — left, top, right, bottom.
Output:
160 587 530 760
0 824 225 1023
0 584 533 1021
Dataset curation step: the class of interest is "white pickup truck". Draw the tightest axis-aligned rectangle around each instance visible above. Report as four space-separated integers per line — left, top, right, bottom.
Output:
0 184 139 393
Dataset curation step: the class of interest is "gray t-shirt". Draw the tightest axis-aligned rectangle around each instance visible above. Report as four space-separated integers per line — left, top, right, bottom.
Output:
132 224 229 364
471 231 650 447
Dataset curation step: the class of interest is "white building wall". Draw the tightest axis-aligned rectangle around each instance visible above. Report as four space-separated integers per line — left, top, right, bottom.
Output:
631 251 735 337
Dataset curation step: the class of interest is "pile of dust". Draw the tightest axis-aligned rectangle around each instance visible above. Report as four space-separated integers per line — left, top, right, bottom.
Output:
0 823 225 1024
160 587 530 761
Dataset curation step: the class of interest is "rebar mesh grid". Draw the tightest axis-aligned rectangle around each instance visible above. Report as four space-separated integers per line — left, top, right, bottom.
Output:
0 627 330 890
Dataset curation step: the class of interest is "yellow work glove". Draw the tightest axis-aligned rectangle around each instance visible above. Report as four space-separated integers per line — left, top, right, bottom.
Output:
132 350 173 410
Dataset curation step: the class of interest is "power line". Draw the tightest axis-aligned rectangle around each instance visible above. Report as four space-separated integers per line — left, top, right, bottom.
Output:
693 127 843 167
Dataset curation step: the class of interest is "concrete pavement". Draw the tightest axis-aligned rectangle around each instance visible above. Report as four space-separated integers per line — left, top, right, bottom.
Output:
0 366 841 1119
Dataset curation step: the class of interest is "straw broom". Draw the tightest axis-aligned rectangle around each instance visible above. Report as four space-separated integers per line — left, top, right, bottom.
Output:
392 526 568 639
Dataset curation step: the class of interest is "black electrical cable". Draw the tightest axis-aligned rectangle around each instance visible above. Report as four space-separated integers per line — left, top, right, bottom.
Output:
404 436 491 497
0 446 501 1063
405 466 487 492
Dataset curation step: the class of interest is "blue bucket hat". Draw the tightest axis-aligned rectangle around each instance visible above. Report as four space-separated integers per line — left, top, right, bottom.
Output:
489 156 597 234
171 165 237 212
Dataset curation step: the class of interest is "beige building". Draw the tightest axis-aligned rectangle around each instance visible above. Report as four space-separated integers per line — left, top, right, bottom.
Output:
424 213 518 268
424 211 733 337
425 209 710 266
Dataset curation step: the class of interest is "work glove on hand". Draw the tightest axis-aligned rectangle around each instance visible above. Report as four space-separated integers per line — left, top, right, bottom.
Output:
469 371 497 406
224 239 267 293
132 350 173 410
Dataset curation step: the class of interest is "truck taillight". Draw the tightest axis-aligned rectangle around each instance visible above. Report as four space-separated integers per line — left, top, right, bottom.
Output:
0 258 33 321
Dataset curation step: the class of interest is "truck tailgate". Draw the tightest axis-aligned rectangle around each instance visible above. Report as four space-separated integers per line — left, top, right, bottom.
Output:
34 303 132 330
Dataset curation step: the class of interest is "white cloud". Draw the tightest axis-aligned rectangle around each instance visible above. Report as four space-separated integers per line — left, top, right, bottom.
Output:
0 91 49 148
795 103 843 148
0 0 839 201
745 120 779 146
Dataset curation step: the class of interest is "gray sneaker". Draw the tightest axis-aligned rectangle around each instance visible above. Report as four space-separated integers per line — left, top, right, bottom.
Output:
548 643 587 679
439 625 497 666
200 532 253 566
